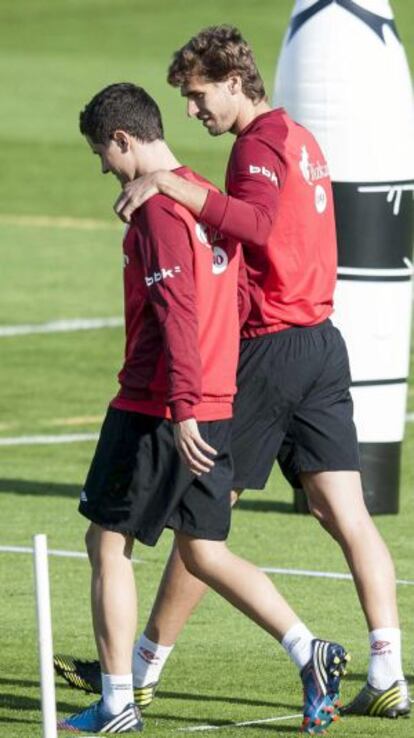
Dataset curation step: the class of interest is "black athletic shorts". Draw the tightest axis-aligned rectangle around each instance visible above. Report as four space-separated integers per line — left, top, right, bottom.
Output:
232 320 360 490
79 408 233 546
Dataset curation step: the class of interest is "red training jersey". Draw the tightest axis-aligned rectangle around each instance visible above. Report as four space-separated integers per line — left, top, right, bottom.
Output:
111 166 248 423
200 108 338 338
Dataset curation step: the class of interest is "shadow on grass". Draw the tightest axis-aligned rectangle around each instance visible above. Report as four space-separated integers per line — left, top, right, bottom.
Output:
0 479 295 511
0 676 39 688
0 478 79 498
156 689 298 711
237 498 294 514
0 691 83 715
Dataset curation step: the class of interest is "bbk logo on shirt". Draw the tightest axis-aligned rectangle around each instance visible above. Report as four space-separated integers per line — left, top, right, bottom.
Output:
212 246 228 275
249 164 278 186
145 266 181 286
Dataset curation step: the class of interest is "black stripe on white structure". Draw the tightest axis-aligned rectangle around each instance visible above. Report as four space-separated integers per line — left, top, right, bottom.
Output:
332 181 414 269
288 0 400 44
338 274 411 282
351 378 407 387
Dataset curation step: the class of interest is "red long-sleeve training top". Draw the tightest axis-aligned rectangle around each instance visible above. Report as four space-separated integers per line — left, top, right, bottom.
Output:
200 108 338 338
111 166 249 423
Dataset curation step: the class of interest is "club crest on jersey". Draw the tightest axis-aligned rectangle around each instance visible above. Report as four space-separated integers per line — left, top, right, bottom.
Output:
299 145 329 185
212 246 228 275
145 266 181 286
314 184 327 213
249 164 279 185
195 221 224 248
195 222 210 245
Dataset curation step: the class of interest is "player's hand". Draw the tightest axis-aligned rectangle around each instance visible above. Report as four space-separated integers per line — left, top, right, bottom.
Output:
114 172 161 222
173 418 217 476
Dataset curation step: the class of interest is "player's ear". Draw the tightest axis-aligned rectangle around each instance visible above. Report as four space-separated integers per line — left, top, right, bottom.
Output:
228 75 242 95
112 130 130 151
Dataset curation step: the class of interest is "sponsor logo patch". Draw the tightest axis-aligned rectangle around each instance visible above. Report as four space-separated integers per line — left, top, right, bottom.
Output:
145 266 181 286
249 164 279 185
139 647 160 664
299 145 329 185
371 640 391 652
314 184 327 213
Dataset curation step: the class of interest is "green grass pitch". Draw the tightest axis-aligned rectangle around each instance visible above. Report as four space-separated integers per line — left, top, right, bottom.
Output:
0 1 413 736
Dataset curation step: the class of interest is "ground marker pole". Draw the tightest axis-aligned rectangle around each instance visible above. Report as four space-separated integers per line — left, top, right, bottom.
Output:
33 534 57 738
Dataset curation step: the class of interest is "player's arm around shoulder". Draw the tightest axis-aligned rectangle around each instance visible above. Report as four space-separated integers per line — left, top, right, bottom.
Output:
201 136 286 247
115 169 208 223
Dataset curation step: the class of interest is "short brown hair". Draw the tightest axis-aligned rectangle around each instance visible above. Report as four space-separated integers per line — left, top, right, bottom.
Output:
79 83 164 144
167 25 266 103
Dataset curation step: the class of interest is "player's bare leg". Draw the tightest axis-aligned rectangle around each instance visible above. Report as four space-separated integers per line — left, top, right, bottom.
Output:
300 471 398 630
144 541 207 645
174 530 349 733
86 524 137 674
144 490 240 644
300 470 409 717
174 532 300 640
57 525 142 731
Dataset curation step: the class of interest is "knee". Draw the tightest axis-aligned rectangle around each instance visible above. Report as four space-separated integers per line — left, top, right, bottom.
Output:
177 537 222 581
307 497 328 525
85 525 133 569
306 492 372 544
306 498 341 540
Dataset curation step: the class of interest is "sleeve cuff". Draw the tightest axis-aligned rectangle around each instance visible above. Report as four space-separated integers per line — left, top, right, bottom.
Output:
200 189 228 229
170 400 196 423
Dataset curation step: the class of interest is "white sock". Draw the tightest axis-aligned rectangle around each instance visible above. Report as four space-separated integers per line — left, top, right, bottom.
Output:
281 622 314 671
368 628 404 690
101 673 134 715
132 634 174 687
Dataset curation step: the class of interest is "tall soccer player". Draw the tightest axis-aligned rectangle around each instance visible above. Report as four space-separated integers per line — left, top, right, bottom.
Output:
106 27 409 719
57 82 348 735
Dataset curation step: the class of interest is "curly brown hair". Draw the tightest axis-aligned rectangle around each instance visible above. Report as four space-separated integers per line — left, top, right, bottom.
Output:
167 25 266 103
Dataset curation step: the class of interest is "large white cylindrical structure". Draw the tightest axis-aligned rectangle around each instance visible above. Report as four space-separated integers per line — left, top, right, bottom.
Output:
274 0 414 512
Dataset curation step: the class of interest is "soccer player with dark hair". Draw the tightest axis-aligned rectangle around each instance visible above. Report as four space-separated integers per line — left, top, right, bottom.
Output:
57 82 348 735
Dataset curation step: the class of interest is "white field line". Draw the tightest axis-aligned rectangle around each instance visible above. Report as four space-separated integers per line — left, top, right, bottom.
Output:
0 415 103 432
3 413 414 447
0 433 99 446
178 713 302 732
0 214 120 231
0 317 123 337
0 545 412 585
262 566 414 586
0 545 144 564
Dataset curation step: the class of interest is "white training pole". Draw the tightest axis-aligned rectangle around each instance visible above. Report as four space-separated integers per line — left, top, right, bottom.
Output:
33 534 58 738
